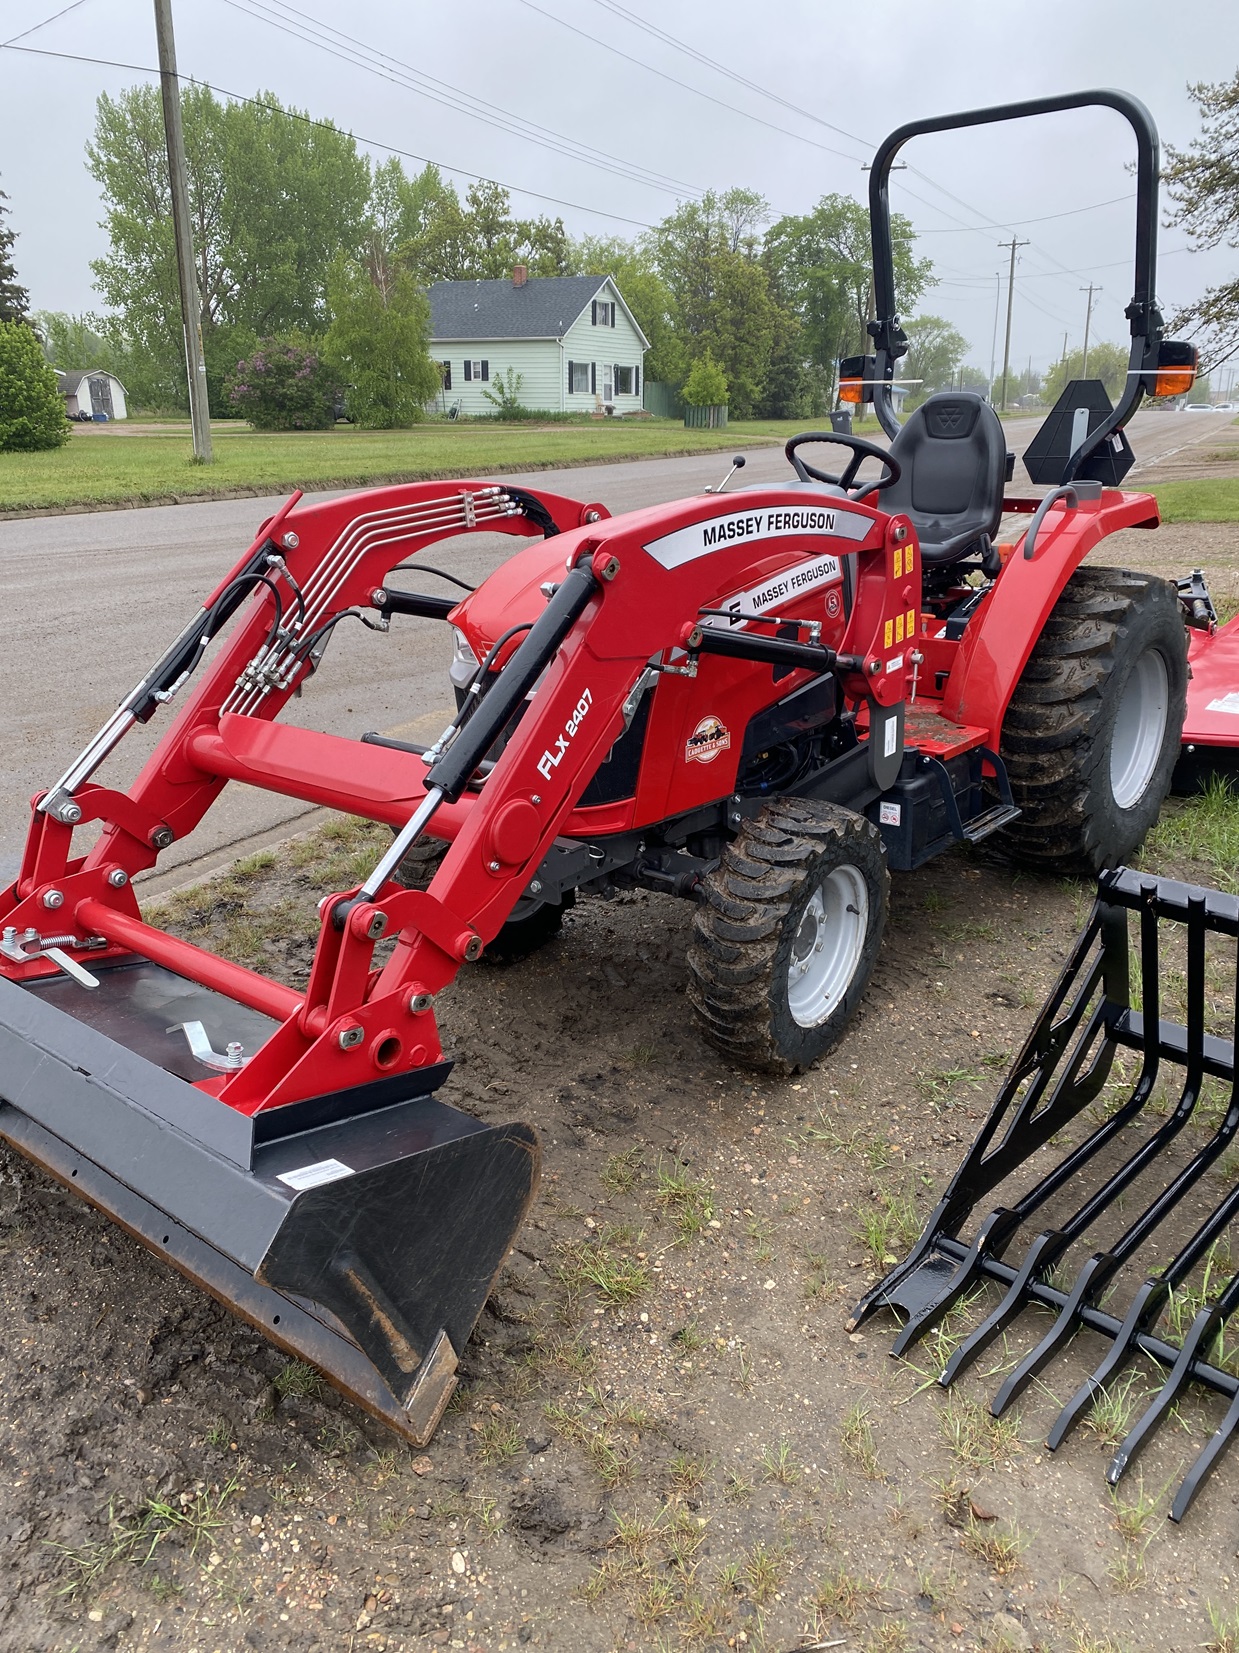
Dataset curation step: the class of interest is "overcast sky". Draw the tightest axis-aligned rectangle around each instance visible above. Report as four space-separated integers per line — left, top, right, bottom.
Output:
2 0 1238 378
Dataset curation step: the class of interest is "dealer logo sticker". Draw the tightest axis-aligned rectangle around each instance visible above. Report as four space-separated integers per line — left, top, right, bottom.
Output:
686 716 731 764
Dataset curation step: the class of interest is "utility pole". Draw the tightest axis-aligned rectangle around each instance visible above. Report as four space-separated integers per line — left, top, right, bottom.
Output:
1079 283 1100 378
154 0 212 462
997 236 1029 413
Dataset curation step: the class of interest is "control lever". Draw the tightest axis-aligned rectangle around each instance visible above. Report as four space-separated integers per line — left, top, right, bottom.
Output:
705 455 746 494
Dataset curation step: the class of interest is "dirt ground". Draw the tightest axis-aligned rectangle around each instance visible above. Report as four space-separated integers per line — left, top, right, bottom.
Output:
2 511 1239 1653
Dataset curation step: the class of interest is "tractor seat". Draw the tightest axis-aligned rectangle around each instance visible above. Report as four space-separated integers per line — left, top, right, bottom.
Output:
880 393 1007 566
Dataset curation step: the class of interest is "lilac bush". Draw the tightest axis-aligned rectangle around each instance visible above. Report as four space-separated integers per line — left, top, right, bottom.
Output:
227 338 336 431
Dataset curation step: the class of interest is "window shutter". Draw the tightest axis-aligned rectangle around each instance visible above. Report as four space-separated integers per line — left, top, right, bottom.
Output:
464 360 472 382
481 360 489 381
567 360 574 392
591 300 597 325
634 364 640 395
590 361 596 394
610 303 616 328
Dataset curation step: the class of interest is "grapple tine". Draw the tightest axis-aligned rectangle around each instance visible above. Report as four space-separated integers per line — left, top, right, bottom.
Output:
862 869 1239 1519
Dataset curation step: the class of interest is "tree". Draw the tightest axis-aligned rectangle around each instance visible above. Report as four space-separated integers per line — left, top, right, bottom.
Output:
681 352 728 407
87 85 371 412
325 255 439 427
902 315 969 406
763 195 934 378
1164 72 1239 365
0 185 30 326
1041 341 1127 406
646 191 780 417
755 308 811 418
573 235 681 383
0 321 68 450
400 179 571 284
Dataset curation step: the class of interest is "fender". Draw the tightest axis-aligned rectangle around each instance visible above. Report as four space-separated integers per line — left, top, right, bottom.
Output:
941 489 1160 742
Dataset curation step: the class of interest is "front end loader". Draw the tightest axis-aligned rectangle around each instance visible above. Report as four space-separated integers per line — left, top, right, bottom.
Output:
0 88 1227 1446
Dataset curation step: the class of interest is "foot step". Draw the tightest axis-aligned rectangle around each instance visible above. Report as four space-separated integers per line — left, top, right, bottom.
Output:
961 804 1021 843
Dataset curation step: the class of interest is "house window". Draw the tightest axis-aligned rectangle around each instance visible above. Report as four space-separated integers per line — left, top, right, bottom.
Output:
464 360 489 382
592 300 615 327
614 365 636 396
568 360 591 394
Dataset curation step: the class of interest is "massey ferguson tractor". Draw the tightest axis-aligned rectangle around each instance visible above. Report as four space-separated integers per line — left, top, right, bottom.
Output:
0 90 1230 1457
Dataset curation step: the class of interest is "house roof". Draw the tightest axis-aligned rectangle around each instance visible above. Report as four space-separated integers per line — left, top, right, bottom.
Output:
428 275 648 347
55 369 127 394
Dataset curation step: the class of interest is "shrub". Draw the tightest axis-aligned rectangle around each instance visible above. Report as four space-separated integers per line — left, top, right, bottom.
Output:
227 339 336 431
481 366 531 420
0 320 69 451
681 351 729 408
324 258 440 429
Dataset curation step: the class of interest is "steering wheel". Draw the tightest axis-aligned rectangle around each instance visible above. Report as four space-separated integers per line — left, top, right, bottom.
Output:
784 431 902 500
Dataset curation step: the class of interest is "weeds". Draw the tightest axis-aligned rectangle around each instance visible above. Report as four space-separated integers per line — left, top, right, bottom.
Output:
840 1402 884 1479
474 1414 523 1466
854 1189 919 1268
600 1148 643 1195
53 1479 239 1597
1084 1373 1144 1446
960 1517 1026 1576
743 1539 791 1604
554 1233 650 1306
1207 1601 1239 1653
809 1564 882 1624
1144 779 1239 893
1108 1548 1145 1591
803 1250 836 1301
666 1452 708 1496
918 1066 983 1109
274 1360 323 1400
759 1436 802 1485
940 1396 1021 1469
1109 1477 1161 1542
671 1319 706 1354
654 1158 717 1240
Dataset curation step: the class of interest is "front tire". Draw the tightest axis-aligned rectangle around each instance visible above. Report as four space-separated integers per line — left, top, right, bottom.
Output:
999 566 1187 872
687 799 888 1075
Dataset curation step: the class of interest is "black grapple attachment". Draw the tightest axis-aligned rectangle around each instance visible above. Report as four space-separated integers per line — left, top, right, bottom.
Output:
850 868 1239 1521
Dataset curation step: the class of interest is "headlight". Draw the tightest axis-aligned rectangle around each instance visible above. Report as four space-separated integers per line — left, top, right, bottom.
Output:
449 627 480 692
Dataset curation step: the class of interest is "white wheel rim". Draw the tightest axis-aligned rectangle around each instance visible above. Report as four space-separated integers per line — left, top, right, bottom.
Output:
1110 648 1169 810
786 865 869 1029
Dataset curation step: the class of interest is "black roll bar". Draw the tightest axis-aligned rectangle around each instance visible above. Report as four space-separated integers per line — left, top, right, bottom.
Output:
866 90 1163 479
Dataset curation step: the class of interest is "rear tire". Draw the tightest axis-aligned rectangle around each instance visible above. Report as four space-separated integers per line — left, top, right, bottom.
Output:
999 566 1187 872
687 799 888 1075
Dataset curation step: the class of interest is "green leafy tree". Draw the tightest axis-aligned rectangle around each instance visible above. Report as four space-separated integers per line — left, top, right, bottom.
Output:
903 315 969 405
401 179 571 283
0 186 30 325
0 320 69 450
573 235 681 383
35 311 119 372
1041 341 1127 405
227 338 335 430
481 366 529 419
87 84 371 411
681 351 728 407
1164 72 1239 363
763 195 934 376
646 191 778 417
756 308 811 418
325 255 439 428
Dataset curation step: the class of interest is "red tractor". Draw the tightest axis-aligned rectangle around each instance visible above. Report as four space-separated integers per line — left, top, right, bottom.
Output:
0 90 1211 1440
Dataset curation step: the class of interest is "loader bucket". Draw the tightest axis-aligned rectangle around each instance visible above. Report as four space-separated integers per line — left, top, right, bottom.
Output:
0 963 538 1443
850 868 1239 1520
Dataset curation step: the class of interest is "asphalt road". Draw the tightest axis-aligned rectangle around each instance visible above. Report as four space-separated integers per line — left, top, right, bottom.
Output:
0 408 1219 890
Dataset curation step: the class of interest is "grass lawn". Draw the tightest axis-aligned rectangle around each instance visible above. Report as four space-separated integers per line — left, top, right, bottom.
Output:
1149 478 1239 522
0 418 814 514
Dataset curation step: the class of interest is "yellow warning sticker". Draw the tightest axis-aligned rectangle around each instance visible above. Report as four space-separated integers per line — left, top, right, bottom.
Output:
895 613 905 644
894 546 903 579
884 618 894 650
905 546 914 573
906 608 916 637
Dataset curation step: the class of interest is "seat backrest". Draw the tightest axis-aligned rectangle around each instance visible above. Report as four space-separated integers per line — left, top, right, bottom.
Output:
880 393 1007 566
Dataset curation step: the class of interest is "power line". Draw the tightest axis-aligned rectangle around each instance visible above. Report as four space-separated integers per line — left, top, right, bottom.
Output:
913 193 1136 234
221 0 708 202
512 0 870 167
2 0 92 47
0 40 662 229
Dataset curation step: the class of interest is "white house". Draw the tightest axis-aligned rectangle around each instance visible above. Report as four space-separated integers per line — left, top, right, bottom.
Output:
427 269 648 416
57 370 128 421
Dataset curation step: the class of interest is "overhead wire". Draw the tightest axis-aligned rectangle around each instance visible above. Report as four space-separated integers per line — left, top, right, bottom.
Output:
220 0 709 201
0 41 661 229
1 0 92 48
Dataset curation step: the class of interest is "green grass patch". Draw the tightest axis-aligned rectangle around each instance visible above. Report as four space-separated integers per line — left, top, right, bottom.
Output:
1150 478 1239 522
1142 778 1239 893
0 418 812 514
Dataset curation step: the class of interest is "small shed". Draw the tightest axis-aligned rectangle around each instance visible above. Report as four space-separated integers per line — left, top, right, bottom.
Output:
57 370 128 421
